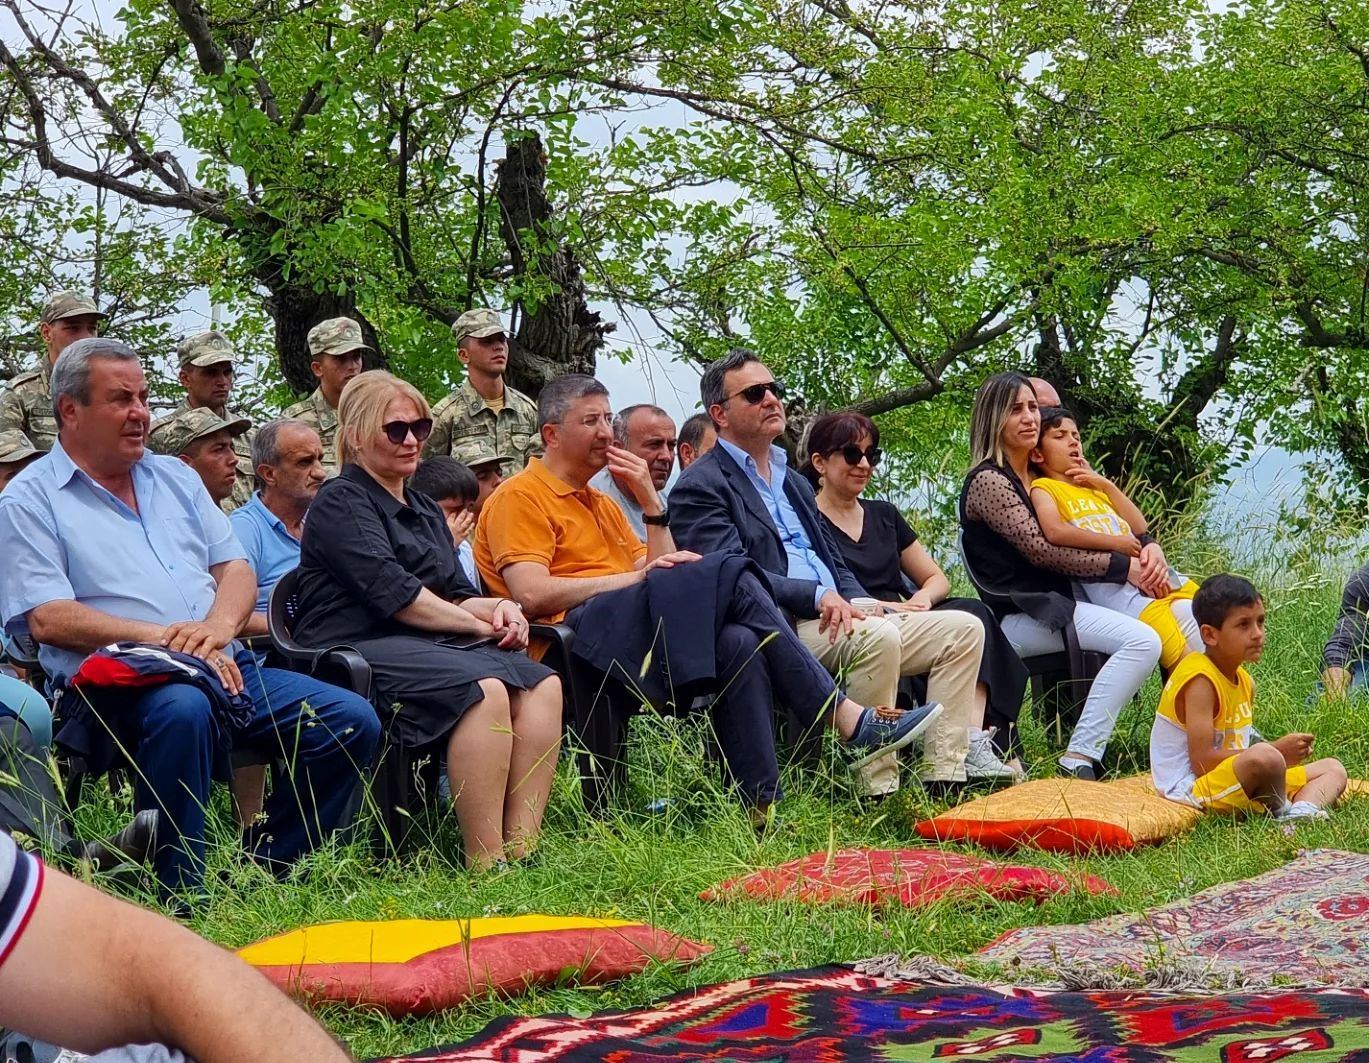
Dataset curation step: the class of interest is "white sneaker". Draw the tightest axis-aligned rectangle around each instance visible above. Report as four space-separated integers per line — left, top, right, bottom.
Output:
965 727 1019 780
1275 800 1329 822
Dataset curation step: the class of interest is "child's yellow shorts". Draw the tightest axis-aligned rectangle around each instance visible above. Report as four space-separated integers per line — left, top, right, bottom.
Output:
1192 754 1308 813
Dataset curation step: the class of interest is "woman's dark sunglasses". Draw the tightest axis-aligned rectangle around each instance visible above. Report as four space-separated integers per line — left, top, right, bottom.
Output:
831 444 882 468
726 380 787 405
382 417 434 445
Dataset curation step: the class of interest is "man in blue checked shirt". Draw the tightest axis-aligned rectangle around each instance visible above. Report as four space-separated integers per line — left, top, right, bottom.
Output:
0 338 378 903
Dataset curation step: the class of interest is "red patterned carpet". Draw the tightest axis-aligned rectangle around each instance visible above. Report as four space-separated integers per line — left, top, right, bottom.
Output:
371 965 1369 1061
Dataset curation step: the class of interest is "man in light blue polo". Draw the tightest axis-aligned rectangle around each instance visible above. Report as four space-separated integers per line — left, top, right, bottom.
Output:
230 418 326 634
0 338 379 900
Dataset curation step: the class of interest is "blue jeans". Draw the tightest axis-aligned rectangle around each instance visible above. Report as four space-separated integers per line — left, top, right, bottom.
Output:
131 652 379 896
0 670 51 748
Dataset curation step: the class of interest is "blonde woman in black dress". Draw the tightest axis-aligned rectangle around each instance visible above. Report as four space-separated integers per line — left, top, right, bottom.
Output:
294 371 561 868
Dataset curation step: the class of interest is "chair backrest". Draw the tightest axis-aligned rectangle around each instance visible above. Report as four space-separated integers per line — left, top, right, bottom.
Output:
266 568 313 661
957 528 1008 607
3 631 41 671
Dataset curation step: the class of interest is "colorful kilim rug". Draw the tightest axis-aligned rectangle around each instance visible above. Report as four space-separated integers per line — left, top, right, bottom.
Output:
370 966 1369 1061
981 848 1369 986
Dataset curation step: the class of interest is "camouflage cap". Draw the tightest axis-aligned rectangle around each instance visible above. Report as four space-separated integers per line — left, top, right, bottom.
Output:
0 430 39 464
148 407 251 457
451 308 507 345
177 330 237 369
459 441 514 470
307 317 371 358
39 291 106 325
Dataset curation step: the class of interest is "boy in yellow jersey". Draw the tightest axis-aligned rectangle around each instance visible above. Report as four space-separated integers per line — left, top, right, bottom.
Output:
1152 573 1346 820
1029 407 1201 670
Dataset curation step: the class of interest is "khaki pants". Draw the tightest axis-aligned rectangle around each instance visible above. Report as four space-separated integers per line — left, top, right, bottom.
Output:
797 609 984 786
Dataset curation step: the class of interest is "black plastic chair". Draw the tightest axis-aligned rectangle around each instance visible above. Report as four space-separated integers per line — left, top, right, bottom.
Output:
264 568 399 843
529 621 633 814
957 532 1105 747
2 631 45 692
266 570 374 696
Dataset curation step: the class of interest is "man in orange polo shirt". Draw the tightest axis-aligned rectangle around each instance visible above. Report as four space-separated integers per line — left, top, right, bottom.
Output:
476 375 941 818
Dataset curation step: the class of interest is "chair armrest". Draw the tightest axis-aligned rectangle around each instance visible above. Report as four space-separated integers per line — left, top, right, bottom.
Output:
312 646 373 700
530 622 575 656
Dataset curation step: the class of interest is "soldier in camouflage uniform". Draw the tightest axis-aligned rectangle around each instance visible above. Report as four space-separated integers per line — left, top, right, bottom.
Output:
148 407 252 512
282 317 368 476
424 308 541 470
156 330 256 511
0 292 105 452
0 430 40 491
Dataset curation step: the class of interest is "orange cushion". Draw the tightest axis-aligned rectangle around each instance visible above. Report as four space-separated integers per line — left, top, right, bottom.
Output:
915 775 1201 854
237 914 710 1016
701 848 1114 905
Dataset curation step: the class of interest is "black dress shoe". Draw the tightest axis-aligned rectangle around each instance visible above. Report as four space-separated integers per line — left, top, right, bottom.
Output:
81 809 158 872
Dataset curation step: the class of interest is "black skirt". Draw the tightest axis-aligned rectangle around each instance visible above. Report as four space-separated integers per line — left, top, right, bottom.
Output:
354 635 555 747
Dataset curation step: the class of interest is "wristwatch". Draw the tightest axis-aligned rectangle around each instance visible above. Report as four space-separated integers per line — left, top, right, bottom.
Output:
642 505 670 527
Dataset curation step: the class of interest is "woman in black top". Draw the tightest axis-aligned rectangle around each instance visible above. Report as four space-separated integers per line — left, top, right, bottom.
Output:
803 410 1027 774
959 372 1162 779
294 371 560 868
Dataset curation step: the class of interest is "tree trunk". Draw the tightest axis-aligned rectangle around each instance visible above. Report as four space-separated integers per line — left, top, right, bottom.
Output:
495 133 613 397
261 274 387 395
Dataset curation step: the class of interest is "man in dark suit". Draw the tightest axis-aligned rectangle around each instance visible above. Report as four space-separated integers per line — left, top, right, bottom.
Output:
670 349 988 794
476 374 940 819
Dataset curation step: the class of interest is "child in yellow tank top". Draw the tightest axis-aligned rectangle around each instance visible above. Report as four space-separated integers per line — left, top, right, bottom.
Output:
1029 409 1199 670
1150 574 1344 820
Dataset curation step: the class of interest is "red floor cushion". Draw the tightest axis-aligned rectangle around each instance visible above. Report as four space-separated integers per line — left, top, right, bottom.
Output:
700 847 1113 906
237 914 711 1016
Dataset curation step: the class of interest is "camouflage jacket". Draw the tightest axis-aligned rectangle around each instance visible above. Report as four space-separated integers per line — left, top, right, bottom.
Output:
282 387 340 476
424 378 540 469
0 363 57 452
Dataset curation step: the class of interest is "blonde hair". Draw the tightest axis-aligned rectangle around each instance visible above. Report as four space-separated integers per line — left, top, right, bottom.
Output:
336 370 430 466
968 371 1034 468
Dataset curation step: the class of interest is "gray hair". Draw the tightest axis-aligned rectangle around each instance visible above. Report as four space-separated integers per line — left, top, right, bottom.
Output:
537 374 609 430
51 337 141 425
251 418 313 484
612 403 671 445
699 347 763 426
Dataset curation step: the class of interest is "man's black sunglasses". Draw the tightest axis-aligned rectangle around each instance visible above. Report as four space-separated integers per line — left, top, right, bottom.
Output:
724 380 787 405
831 444 882 468
382 417 434 445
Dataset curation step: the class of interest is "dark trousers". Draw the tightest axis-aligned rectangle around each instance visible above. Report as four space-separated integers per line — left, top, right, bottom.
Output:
130 652 379 896
572 572 838 808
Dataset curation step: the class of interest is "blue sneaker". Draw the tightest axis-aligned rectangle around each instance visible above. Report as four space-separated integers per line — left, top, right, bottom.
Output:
847 703 944 769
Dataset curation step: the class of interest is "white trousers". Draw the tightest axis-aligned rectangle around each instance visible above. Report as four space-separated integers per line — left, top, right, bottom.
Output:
1000 602 1161 761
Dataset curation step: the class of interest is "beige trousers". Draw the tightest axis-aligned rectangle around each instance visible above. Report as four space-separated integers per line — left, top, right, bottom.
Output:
797 609 984 786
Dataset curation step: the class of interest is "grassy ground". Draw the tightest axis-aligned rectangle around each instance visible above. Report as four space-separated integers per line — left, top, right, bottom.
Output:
64 560 1369 1060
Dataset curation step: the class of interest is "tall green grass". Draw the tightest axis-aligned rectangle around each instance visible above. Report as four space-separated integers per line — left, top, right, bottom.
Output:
54 558 1369 1059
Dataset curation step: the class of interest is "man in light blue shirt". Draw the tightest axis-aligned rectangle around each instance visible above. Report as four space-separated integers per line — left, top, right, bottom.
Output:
229 418 325 631
0 339 378 900
715 435 838 609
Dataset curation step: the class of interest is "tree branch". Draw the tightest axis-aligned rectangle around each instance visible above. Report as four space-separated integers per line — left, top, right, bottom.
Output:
0 36 233 224
167 0 227 76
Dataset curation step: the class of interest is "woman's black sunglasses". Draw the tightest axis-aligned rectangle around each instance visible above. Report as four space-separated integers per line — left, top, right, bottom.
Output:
725 380 787 405
831 444 882 468
383 417 434 445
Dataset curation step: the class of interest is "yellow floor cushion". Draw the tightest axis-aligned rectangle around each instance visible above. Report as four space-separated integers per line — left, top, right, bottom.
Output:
915 774 1202 853
238 914 710 1015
